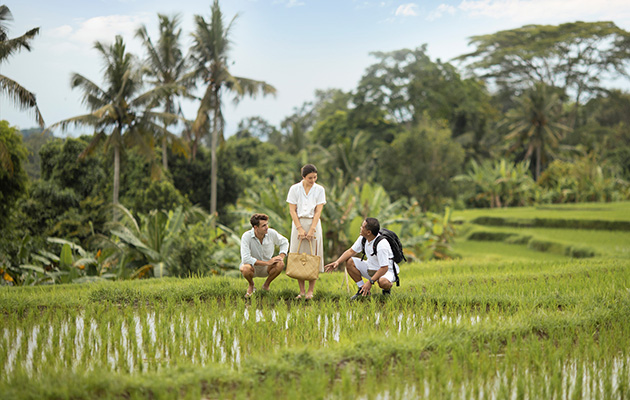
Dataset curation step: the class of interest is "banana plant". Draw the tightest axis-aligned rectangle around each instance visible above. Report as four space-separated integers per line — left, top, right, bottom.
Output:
15 237 113 285
107 204 187 278
232 181 292 236
454 158 535 208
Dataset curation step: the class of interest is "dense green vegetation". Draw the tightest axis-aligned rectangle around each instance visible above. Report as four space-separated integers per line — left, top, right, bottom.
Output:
2 4 630 283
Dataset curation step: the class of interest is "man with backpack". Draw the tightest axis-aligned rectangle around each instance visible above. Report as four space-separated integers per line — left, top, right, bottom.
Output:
324 217 403 299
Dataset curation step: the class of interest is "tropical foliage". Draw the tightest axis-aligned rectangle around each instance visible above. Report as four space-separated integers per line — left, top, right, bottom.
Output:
189 0 276 216
0 5 44 127
504 82 569 180
2 3 630 285
49 36 175 212
454 159 536 208
136 13 190 170
0 121 28 226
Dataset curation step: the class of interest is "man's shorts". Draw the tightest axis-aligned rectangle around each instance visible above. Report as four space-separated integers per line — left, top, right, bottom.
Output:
253 264 270 277
350 257 397 283
240 264 270 278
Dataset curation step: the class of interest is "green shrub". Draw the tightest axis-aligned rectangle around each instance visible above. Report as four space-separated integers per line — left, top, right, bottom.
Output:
171 221 219 277
467 231 519 241
131 179 190 215
528 239 564 254
538 157 629 203
565 246 596 258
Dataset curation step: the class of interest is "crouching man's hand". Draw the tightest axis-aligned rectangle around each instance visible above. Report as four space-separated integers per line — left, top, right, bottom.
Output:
324 261 338 273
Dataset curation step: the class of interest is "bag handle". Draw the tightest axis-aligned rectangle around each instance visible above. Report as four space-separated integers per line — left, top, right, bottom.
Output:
297 238 316 256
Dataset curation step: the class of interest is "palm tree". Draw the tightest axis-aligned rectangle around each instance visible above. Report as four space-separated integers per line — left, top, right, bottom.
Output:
189 0 276 218
136 13 191 171
50 36 173 215
0 5 44 127
504 82 569 180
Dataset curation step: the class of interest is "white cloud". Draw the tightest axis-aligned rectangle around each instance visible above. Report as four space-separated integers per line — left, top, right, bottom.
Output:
49 25 73 38
395 3 419 17
274 0 305 7
68 14 150 45
44 14 151 61
352 0 393 10
457 0 630 24
427 4 457 21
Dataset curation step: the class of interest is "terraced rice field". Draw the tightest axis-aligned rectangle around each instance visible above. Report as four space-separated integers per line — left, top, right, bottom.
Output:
1 202 629 399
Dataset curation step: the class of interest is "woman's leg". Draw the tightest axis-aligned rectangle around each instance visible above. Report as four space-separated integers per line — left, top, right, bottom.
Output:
306 279 316 299
297 279 306 298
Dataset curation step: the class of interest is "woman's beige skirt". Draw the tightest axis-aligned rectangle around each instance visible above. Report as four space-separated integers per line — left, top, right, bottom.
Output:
289 217 324 273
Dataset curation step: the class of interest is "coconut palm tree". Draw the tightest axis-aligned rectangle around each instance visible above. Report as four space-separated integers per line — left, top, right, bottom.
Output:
189 0 276 218
136 13 191 171
50 36 174 216
504 82 569 180
0 5 44 127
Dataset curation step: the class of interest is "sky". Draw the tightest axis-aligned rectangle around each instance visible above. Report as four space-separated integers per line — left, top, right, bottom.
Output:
3 0 630 137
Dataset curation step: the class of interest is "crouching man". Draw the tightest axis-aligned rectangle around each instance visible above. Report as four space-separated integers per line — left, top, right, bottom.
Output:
240 213 289 298
324 217 399 299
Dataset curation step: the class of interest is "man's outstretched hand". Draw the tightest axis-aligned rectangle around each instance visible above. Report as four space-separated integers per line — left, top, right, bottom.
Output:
324 262 338 272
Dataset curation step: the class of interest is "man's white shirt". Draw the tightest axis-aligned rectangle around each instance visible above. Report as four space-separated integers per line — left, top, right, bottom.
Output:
350 234 400 273
240 228 289 266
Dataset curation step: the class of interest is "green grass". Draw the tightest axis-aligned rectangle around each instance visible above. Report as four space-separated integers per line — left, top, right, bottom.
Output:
453 201 630 222
454 239 571 261
452 201 630 260
2 201 630 399
463 226 630 259
2 257 630 399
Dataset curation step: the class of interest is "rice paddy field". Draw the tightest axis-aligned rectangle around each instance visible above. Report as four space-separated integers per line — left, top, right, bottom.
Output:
2 202 630 399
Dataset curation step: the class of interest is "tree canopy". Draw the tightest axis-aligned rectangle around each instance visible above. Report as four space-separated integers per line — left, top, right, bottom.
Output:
457 21 630 106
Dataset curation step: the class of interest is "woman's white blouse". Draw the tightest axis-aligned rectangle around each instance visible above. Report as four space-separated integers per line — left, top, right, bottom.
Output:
286 182 326 218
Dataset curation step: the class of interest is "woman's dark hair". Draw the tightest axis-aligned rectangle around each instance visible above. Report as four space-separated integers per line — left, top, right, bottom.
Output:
301 164 318 177
364 218 380 236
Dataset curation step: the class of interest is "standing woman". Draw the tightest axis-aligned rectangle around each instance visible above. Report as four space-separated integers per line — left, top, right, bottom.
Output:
287 164 326 299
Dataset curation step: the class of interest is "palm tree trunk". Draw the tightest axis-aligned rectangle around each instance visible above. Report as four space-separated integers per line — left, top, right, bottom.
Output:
162 101 172 170
162 134 168 171
210 89 219 223
535 145 542 182
113 144 120 221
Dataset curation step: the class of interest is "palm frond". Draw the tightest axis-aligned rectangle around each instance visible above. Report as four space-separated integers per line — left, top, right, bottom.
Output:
0 27 39 62
49 111 104 138
231 75 277 102
0 74 45 127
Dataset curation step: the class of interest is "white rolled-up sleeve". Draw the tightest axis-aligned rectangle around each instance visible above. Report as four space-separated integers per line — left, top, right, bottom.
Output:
273 230 289 255
240 232 257 266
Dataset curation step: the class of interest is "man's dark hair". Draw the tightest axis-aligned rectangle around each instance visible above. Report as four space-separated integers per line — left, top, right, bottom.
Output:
301 164 318 177
250 213 269 227
364 217 380 237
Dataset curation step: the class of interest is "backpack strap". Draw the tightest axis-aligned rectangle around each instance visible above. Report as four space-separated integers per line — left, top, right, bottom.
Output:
371 234 400 287
360 237 367 261
370 235 383 257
